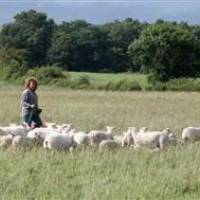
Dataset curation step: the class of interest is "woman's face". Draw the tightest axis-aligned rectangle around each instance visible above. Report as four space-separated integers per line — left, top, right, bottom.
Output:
29 81 37 91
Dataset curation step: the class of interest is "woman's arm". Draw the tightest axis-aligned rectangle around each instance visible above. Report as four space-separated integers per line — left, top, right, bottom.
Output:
21 91 32 109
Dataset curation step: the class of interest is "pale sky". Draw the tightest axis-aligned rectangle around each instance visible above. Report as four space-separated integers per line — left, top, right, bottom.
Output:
0 0 200 25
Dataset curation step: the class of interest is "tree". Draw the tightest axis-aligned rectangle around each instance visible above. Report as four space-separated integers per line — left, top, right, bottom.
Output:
0 10 55 67
104 18 145 72
128 22 200 82
47 21 110 72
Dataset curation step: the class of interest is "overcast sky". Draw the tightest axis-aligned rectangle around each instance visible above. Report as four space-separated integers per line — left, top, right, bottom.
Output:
0 0 200 25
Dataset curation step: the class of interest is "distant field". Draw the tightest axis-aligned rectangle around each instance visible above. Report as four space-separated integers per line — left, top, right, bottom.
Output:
68 72 148 89
1 71 200 92
0 88 200 199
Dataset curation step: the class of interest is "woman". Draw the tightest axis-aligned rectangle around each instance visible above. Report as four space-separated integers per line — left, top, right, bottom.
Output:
21 78 43 128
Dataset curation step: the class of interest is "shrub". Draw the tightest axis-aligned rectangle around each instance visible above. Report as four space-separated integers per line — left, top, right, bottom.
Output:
1 61 28 81
70 75 91 89
23 66 68 85
105 79 142 91
36 66 64 84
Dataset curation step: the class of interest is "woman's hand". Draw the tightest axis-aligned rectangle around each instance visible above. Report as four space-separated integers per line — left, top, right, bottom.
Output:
30 104 35 109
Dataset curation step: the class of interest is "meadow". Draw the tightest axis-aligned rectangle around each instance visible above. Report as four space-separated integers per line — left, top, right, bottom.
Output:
0 87 200 199
68 72 148 89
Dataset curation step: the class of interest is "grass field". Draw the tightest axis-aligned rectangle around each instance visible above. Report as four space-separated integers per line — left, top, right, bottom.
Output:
68 72 148 89
0 87 200 199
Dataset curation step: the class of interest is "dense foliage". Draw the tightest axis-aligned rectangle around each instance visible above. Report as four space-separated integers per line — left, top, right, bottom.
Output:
128 22 200 81
1 10 200 84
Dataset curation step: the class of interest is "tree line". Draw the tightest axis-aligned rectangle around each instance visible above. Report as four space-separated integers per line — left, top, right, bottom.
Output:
1 9 200 83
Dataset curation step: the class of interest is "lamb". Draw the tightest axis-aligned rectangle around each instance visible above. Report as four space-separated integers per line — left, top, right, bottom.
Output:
133 128 175 150
12 135 34 149
70 131 90 148
27 123 74 145
0 124 30 136
27 128 58 145
0 133 15 148
43 133 77 151
99 139 119 151
182 127 200 142
60 124 74 134
88 126 115 146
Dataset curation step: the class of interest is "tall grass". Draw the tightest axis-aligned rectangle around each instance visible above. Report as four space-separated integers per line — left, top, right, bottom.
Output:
0 88 200 199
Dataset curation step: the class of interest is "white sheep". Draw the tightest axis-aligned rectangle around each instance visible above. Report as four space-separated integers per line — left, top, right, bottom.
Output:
43 133 77 151
182 127 200 142
99 139 119 151
0 124 30 136
133 128 175 150
27 128 58 145
88 126 115 146
26 123 74 145
70 131 90 148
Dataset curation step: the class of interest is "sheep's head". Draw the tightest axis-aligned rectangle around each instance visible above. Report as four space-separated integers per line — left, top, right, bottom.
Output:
68 129 76 136
61 124 74 134
163 128 176 140
49 123 57 129
62 123 74 129
163 128 172 135
106 126 116 133
140 127 148 133
168 132 176 142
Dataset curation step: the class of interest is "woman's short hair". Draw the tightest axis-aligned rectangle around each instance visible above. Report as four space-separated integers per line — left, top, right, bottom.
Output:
25 78 38 89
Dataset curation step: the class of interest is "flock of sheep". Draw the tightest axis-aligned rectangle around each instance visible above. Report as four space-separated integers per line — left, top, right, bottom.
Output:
0 123 199 151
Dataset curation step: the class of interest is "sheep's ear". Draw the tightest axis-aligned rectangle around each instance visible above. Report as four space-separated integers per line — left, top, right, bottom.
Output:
107 126 115 130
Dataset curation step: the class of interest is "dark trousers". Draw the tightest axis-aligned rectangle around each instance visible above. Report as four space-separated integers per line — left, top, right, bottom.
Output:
22 113 43 127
